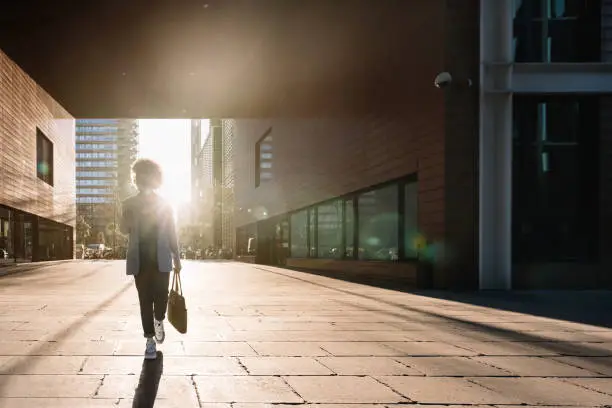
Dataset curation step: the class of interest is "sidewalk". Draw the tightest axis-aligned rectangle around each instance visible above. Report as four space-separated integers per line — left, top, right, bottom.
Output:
0 259 78 277
0 260 611 407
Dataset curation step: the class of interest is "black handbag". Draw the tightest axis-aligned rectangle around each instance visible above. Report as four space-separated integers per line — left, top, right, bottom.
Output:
167 271 187 334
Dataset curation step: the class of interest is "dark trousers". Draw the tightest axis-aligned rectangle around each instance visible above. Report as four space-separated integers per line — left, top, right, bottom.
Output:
135 269 170 338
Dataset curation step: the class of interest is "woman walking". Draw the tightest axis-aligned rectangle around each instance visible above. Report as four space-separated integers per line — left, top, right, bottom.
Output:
120 158 182 360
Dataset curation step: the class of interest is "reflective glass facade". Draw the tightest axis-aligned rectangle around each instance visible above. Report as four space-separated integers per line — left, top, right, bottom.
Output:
75 119 138 242
289 176 418 262
512 95 600 263
513 0 602 62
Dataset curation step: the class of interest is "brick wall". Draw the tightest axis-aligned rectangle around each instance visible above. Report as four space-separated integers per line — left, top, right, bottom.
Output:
0 48 76 227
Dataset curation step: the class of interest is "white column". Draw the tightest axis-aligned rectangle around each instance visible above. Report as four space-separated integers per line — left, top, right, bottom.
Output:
478 0 514 289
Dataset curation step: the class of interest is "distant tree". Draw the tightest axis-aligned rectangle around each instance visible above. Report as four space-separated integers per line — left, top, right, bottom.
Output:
76 216 91 244
106 222 127 247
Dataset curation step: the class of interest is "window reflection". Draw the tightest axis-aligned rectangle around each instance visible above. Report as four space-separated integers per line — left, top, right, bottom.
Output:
288 177 417 263
344 199 355 258
513 0 601 62
358 185 399 261
290 210 308 257
317 200 343 259
308 208 316 257
512 95 599 262
404 182 419 258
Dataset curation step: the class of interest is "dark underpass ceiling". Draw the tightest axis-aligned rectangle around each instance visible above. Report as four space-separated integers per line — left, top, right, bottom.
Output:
0 0 443 118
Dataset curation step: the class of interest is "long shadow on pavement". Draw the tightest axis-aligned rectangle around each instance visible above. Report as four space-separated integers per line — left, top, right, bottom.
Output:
281 266 612 329
0 262 117 288
0 279 134 393
132 351 164 408
259 266 612 374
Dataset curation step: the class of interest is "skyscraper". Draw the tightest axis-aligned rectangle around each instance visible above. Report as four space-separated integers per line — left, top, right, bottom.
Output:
75 119 138 244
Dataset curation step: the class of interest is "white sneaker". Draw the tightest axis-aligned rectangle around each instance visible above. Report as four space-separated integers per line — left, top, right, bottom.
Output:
145 337 157 360
154 319 165 344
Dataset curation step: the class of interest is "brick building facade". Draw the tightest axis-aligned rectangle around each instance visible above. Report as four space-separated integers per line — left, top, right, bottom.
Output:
0 48 76 262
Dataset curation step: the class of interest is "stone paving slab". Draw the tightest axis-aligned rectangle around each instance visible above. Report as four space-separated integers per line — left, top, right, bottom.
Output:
0 260 611 406
239 356 334 375
552 356 612 375
284 376 406 404
182 341 258 356
472 377 612 405
0 399 121 408
248 341 330 356
0 374 102 398
395 356 511 377
317 356 421 375
194 376 303 403
472 356 602 377
375 376 520 404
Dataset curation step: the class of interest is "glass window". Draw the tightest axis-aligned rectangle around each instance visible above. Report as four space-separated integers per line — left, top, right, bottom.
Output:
403 181 419 258
513 0 601 62
512 95 599 262
358 184 399 260
317 200 343 259
255 129 273 187
36 129 54 186
308 208 317 257
344 199 355 258
290 210 308 257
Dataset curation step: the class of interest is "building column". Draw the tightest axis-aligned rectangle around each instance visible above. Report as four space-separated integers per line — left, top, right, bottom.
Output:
478 0 514 289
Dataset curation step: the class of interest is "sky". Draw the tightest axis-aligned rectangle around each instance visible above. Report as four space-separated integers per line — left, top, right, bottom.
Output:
137 119 192 213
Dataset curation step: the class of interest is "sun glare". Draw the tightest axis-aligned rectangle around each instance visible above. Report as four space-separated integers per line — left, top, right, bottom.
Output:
137 119 191 218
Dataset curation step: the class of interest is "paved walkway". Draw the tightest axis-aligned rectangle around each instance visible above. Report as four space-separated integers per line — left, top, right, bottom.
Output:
0 260 612 407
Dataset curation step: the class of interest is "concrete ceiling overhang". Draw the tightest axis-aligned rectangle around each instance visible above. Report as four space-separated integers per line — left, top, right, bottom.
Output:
0 0 444 118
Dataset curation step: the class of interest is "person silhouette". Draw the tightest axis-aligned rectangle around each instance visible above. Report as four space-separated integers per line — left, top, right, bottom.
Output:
120 158 182 360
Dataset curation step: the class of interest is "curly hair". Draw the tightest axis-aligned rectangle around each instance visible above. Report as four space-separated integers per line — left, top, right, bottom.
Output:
131 158 163 190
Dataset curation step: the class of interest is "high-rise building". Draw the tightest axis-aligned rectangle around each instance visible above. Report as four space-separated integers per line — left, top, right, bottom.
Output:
75 119 138 244
183 119 206 249
196 119 225 250
221 119 236 254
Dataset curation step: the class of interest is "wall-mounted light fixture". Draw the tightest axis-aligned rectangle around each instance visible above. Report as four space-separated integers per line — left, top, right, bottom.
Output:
434 72 473 89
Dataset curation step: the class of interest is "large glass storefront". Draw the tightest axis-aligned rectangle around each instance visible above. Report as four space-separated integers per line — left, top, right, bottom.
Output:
0 205 74 263
289 175 418 262
512 95 600 263
235 175 419 265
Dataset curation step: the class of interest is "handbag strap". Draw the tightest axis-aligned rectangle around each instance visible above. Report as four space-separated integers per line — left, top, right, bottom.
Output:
171 271 183 295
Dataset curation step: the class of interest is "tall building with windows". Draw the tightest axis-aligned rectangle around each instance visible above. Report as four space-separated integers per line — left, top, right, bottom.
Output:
230 0 612 290
221 119 236 253
75 119 138 243
184 119 207 249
